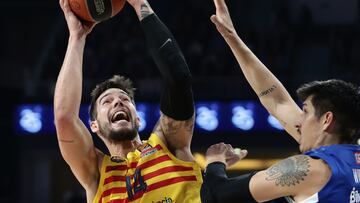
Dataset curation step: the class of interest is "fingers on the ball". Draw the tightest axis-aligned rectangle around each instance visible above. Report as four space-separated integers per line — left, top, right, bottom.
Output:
63 0 69 9
60 0 71 14
60 0 65 10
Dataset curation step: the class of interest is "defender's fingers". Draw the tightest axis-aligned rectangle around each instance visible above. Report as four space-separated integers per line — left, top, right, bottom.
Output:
210 15 220 25
213 0 226 9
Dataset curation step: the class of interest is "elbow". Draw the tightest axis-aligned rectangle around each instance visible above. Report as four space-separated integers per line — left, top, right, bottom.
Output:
54 108 77 127
54 116 74 131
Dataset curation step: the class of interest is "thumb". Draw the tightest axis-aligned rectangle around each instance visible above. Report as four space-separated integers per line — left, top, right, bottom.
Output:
84 21 97 28
210 15 219 25
60 0 72 14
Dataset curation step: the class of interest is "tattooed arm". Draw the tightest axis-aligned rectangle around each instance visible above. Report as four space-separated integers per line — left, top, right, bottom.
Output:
127 0 154 20
249 155 331 202
153 113 195 162
211 0 302 142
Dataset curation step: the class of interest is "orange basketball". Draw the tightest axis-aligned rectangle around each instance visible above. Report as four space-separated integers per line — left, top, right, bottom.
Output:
69 0 126 22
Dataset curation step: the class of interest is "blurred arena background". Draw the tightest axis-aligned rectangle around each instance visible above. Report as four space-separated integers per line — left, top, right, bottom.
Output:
1 0 360 202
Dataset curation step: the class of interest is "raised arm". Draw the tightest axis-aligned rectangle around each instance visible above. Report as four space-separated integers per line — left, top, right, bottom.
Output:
127 0 195 161
211 0 302 142
54 0 100 195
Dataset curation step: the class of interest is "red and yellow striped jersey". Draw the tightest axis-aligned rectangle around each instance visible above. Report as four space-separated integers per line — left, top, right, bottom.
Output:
92 133 203 203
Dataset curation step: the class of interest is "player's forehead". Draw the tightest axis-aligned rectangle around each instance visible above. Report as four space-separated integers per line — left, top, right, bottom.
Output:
97 88 129 102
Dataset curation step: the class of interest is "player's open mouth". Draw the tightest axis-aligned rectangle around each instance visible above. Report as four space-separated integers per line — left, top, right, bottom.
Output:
111 110 129 123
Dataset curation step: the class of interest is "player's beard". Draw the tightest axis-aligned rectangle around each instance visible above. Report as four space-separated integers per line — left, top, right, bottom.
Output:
99 119 139 142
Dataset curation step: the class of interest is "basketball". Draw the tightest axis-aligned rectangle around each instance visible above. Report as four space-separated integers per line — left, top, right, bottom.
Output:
69 0 126 22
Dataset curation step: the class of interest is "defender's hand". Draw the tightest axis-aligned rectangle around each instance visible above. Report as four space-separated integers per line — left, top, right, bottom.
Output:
59 0 96 39
206 143 248 167
211 0 236 38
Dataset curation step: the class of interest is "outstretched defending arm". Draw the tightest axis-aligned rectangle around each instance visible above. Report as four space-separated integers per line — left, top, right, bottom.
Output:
127 0 195 160
201 143 254 203
202 143 331 203
210 0 302 142
54 0 100 196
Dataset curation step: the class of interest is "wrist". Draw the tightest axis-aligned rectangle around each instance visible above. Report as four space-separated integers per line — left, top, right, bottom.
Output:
131 0 154 21
205 161 226 177
69 34 86 43
206 156 226 166
129 0 147 8
223 31 239 42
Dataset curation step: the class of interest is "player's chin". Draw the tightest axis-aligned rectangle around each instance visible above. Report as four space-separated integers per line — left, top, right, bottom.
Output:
111 123 133 134
109 127 137 141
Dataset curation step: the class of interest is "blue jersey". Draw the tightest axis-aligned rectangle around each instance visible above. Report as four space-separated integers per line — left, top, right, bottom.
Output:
283 144 360 203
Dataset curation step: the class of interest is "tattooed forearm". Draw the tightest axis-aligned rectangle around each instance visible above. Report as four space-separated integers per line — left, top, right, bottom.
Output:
265 155 310 187
140 1 152 20
258 85 277 97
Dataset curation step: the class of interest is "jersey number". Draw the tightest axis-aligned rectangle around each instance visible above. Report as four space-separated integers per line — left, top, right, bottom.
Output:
126 168 147 200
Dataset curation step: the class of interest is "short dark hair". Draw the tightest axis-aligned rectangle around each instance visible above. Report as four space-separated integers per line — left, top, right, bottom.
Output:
296 79 360 143
89 75 136 121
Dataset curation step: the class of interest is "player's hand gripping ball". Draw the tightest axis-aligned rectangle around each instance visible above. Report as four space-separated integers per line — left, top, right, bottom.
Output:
70 0 126 22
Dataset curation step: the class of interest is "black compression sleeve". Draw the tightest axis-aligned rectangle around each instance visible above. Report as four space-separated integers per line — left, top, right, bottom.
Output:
140 14 194 120
201 162 257 203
